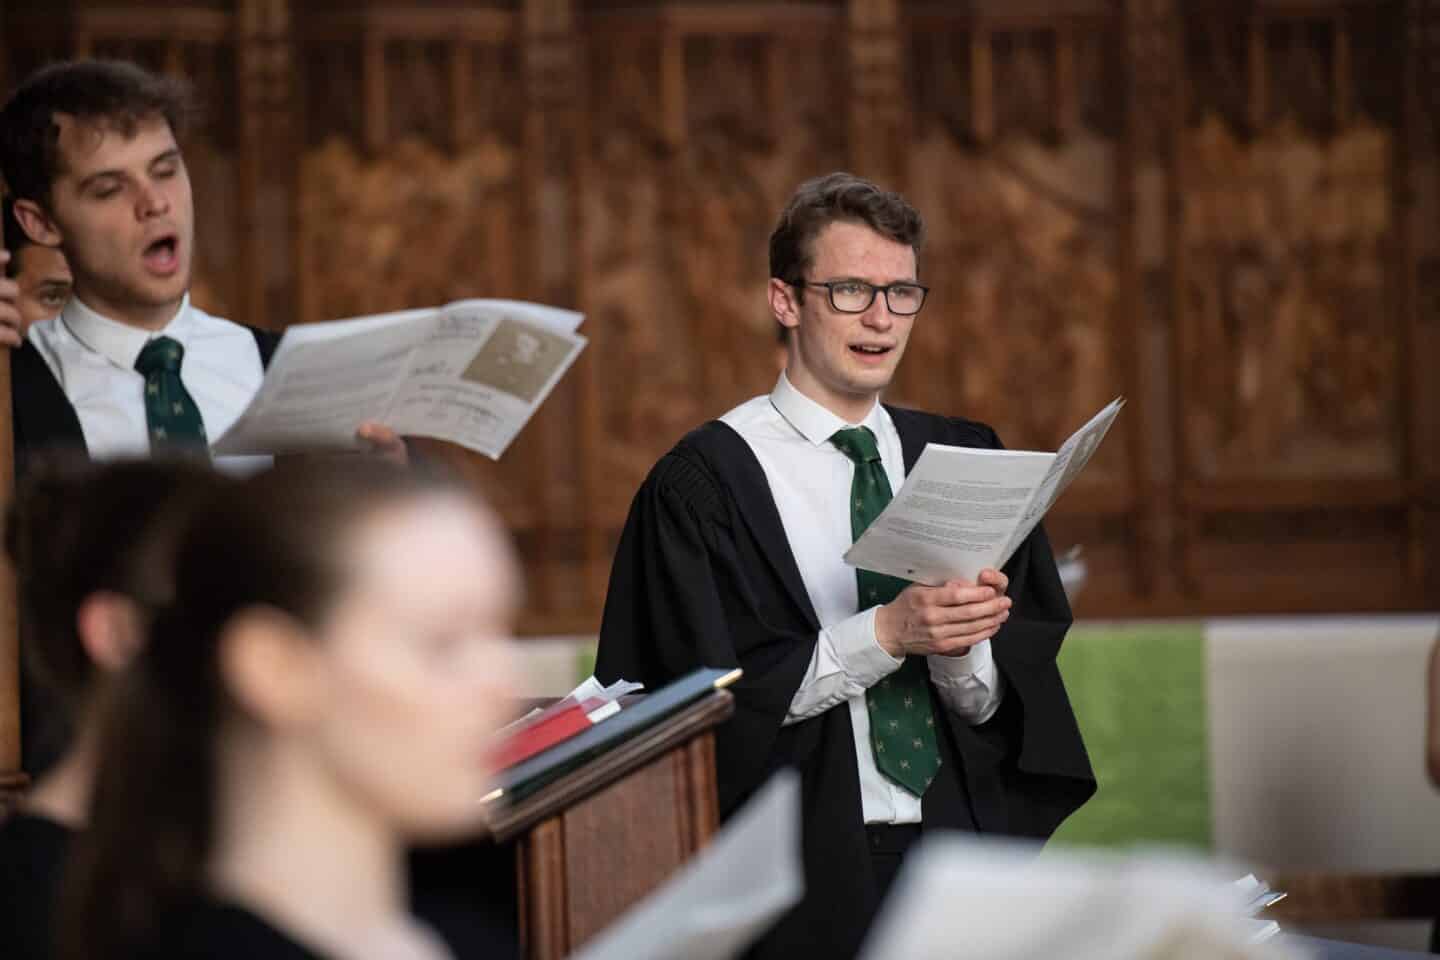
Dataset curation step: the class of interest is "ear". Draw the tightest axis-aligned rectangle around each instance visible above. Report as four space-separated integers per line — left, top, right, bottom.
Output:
768 278 801 333
77 591 147 672
218 607 323 731
11 198 63 248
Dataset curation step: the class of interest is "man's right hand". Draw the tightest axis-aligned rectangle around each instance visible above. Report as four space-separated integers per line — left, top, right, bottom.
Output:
874 578 1012 659
0 251 22 348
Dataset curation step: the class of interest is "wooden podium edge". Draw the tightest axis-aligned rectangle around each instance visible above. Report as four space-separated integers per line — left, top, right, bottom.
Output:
1265 870 1440 924
486 689 734 842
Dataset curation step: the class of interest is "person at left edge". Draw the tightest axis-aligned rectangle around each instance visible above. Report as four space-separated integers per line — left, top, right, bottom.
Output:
2 195 72 336
0 59 406 482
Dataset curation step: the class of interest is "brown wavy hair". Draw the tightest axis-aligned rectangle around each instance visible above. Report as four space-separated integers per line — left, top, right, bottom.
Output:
768 172 925 300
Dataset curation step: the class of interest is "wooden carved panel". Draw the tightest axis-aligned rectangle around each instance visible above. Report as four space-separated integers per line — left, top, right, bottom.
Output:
292 23 536 540
582 12 847 526
1182 14 1400 480
2 0 1434 626
903 16 1123 491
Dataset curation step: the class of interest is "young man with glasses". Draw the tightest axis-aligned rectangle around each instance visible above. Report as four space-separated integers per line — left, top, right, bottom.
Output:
597 172 1094 958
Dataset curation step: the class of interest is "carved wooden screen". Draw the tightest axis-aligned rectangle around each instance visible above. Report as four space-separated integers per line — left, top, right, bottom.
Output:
1 0 1436 635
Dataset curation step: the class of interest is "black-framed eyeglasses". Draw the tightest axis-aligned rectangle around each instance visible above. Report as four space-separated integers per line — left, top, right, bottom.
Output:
796 279 930 316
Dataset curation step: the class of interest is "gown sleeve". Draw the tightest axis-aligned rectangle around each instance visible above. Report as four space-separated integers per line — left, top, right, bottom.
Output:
967 423 1097 836
595 450 821 813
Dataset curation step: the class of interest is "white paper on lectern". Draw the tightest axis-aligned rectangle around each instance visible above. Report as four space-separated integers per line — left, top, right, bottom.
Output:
843 397 1124 585
213 299 585 460
496 675 644 735
570 770 803 960
859 836 1304 960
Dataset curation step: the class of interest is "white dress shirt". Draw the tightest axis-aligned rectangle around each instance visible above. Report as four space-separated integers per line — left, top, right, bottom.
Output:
27 294 270 474
721 373 1004 824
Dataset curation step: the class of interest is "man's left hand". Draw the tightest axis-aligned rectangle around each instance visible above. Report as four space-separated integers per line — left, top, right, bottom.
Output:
355 421 409 465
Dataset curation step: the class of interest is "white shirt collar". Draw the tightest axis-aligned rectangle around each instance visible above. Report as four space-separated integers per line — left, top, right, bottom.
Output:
60 293 191 373
769 371 886 447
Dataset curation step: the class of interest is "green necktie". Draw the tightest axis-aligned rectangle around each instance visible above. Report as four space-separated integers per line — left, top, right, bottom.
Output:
134 336 209 456
831 426 941 797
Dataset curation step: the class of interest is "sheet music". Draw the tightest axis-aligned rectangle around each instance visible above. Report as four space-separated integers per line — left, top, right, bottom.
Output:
843 398 1123 585
213 299 584 459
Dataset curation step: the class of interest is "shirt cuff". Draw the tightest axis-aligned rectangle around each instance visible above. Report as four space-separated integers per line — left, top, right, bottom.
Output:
927 638 1004 724
928 637 996 684
828 605 903 690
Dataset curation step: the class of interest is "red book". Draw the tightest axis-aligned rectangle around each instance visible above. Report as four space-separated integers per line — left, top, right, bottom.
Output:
491 697 622 770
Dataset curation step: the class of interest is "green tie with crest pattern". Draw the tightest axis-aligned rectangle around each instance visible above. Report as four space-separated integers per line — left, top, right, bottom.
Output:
134 336 209 456
830 425 941 797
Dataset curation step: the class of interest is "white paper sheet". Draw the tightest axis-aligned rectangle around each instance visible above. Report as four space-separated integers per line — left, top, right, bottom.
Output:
860 836 1306 960
497 676 644 736
843 398 1124 584
570 770 804 960
213 299 585 460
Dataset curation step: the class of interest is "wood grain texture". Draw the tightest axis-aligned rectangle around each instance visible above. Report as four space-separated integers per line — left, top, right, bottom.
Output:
1266 871 1440 924
497 690 731 959
0 0 1431 650
486 690 733 841
517 816 570 959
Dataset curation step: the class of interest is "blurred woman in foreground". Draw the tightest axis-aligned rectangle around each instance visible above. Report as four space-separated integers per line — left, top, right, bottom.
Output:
64 458 518 960
0 459 226 960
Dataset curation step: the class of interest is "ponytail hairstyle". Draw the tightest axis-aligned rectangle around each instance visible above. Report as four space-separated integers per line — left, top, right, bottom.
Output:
3 457 229 750
61 457 465 960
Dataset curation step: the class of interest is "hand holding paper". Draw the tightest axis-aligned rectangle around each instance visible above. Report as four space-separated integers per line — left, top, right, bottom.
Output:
874 572 1013 658
214 299 586 460
845 398 1124 585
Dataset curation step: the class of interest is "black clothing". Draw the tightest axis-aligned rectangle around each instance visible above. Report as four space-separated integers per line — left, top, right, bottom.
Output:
596 408 1096 958
134 901 326 960
0 811 73 960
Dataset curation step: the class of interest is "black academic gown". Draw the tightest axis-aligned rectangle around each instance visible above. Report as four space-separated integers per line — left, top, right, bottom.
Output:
596 406 1097 959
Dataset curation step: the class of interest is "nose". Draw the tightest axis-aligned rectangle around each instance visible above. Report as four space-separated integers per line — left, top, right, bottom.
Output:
136 178 170 219
861 297 895 331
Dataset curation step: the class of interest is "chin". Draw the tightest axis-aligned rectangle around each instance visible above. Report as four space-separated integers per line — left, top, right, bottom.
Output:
137 268 192 304
846 369 897 394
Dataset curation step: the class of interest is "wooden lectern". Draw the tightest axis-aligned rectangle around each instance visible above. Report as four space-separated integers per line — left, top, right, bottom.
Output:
485 688 734 960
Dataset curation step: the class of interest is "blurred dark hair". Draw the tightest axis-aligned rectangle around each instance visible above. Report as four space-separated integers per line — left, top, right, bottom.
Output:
62 457 469 960
0 59 193 206
768 172 925 302
3 194 32 278
3 456 227 713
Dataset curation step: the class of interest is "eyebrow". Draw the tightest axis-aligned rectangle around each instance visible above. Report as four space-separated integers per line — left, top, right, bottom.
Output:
75 148 182 193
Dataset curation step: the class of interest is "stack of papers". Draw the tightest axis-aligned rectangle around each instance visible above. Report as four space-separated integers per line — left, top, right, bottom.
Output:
859 836 1306 960
1234 874 1288 944
490 676 642 770
497 676 642 737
